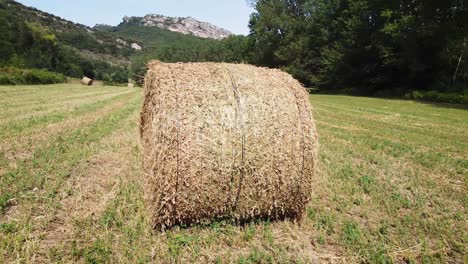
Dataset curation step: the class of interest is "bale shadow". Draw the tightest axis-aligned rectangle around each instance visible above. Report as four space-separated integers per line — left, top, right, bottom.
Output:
153 214 302 233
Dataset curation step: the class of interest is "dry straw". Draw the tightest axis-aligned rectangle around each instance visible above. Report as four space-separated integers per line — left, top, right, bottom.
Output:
140 61 318 230
80 77 93 86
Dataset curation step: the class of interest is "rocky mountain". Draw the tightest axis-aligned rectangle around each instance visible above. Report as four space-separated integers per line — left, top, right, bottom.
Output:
93 14 236 85
121 14 232 40
2 0 239 83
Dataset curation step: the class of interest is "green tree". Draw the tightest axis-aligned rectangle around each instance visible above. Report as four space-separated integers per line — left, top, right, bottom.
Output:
249 0 468 94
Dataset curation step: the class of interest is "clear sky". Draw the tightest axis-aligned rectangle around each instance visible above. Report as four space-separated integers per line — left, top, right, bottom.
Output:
15 0 255 35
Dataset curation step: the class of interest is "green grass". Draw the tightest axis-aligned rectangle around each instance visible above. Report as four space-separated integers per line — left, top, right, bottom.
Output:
310 95 467 263
0 86 466 263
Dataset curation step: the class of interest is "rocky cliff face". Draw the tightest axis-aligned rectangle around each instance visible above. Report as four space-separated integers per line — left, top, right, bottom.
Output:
123 14 232 40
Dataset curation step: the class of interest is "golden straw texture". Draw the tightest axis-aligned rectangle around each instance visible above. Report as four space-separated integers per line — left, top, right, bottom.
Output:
140 62 318 230
80 77 93 86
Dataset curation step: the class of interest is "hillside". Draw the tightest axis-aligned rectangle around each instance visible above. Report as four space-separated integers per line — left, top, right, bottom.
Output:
0 0 141 82
94 17 218 51
0 0 142 59
123 14 232 40
1 0 247 84
94 16 250 84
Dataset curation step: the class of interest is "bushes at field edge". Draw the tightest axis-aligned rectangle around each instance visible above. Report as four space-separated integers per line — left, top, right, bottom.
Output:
0 67 67 85
404 90 468 104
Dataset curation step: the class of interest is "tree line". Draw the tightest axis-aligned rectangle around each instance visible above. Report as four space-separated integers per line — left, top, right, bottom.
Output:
2 0 467 98
246 0 467 96
135 0 466 97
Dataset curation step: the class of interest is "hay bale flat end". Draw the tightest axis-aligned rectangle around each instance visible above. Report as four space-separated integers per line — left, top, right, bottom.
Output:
80 77 93 86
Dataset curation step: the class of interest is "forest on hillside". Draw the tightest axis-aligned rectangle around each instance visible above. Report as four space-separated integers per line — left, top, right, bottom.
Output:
0 0 133 84
0 0 467 101
132 0 468 101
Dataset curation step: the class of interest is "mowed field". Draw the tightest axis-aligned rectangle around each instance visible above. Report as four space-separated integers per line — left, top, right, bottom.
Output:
0 84 466 263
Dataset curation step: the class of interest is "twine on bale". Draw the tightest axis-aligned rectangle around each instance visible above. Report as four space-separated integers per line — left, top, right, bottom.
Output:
140 62 318 230
225 67 246 213
169 66 181 224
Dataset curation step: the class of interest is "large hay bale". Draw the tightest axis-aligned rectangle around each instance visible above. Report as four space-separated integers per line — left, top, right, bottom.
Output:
80 77 93 86
140 61 318 230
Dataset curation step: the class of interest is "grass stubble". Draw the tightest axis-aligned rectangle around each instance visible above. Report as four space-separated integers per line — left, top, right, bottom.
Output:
0 84 466 263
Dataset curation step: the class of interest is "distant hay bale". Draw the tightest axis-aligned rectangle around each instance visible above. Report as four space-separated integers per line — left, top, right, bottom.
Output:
140 61 318 230
80 77 93 86
128 83 134 88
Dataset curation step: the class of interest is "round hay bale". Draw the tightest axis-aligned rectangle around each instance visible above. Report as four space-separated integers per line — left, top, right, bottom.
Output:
128 83 135 88
140 61 318 230
80 77 93 86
